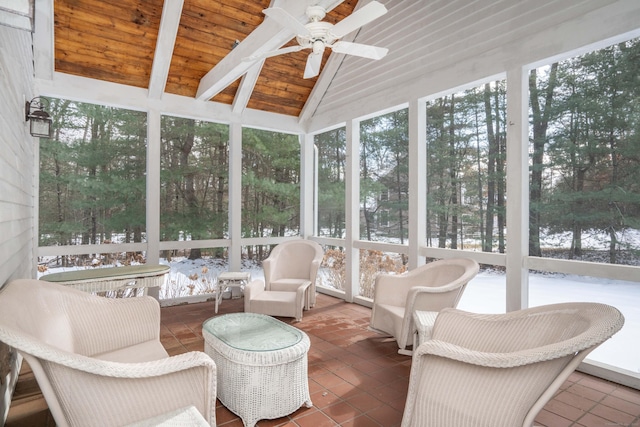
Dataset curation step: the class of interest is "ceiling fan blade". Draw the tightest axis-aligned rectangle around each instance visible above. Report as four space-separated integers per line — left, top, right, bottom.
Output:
263 7 311 36
331 41 388 60
330 1 388 38
243 45 307 62
304 53 322 79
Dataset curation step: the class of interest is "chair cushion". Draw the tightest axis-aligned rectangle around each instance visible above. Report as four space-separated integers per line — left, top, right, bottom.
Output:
269 279 309 292
250 291 298 319
94 340 168 362
371 303 405 339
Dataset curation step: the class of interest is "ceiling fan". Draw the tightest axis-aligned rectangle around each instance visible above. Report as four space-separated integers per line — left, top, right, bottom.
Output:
244 1 389 79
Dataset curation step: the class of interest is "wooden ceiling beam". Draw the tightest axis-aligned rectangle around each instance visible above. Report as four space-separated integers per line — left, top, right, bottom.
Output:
233 60 264 114
195 17 294 101
148 0 184 99
196 0 345 104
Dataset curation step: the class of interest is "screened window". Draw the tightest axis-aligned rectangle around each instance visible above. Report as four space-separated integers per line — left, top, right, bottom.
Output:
360 109 409 242
528 38 640 373
426 81 507 252
315 127 346 238
529 38 640 265
39 99 147 252
160 116 229 243
242 128 300 238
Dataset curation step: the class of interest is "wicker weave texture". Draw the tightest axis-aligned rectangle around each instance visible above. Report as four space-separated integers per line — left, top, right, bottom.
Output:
125 406 210 426
263 240 324 309
40 265 169 294
370 258 479 352
0 279 217 427
203 314 312 427
401 302 624 427
245 279 311 321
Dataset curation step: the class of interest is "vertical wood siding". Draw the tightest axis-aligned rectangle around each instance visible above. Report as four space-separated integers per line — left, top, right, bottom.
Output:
0 26 35 284
310 0 635 129
0 24 36 423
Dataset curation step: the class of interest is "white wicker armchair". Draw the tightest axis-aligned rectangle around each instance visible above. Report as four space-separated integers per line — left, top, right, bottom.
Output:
0 279 217 427
370 258 479 354
401 302 625 427
263 240 324 309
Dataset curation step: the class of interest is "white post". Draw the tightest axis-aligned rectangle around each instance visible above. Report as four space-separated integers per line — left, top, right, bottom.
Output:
300 133 315 238
146 108 161 299
228 122 243 272
505 67 530 311
408 99 427 270
344 118 360 302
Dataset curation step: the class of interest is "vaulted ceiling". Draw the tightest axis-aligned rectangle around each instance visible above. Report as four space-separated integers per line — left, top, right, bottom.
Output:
46 0 639 131
53 0 362 117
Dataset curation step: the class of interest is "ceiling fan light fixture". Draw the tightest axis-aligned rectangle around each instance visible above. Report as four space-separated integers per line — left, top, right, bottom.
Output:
311 39 325 55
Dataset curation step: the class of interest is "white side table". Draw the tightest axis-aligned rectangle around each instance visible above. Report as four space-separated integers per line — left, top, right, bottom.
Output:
413 310 439 350
216 271 251 313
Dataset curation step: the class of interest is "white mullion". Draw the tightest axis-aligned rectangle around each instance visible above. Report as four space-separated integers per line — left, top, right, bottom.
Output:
300 133 315 238
344 118 360 303
408 98 427 270
228 122 243 272
505 67 529 311
146 108 161 298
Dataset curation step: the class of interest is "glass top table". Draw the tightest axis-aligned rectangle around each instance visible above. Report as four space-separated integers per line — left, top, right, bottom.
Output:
202 312 312 426
202 312 304 352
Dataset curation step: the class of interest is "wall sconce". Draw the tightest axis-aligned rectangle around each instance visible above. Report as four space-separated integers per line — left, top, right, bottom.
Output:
25 97 53 138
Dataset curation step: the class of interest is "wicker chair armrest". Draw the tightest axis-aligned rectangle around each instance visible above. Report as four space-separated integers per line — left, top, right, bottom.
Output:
73 350 215 378
44 352 217 426
424 304 624 367
415 339 585 368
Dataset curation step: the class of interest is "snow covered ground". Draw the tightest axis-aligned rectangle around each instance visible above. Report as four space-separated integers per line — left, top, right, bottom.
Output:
457 271 639 374
39 257 639 375
158 259 639 374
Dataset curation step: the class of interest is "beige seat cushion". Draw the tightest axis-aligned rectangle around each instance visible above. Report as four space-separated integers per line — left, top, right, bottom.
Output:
94 340 169 363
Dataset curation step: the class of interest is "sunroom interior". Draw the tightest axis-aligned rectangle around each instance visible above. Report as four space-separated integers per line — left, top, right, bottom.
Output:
1 0 640 422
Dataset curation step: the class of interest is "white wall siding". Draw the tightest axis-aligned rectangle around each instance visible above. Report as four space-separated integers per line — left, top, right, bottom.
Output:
0 23 36 424
307 0 640 131
0 25 35 284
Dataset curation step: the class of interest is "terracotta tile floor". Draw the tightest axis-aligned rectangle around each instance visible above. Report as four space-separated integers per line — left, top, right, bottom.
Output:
161 293 640 427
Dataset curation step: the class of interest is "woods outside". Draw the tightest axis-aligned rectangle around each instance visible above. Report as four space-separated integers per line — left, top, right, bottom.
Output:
38 38 640 297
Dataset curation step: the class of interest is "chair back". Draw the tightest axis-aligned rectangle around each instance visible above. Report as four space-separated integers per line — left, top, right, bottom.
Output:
1 279 217 427
0 279 77 352
402 302 625 427
264 240 323 281
411 258 479 312
0 279 87 426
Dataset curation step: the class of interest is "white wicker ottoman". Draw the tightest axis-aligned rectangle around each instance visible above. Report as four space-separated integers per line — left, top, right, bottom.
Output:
202 313 312 427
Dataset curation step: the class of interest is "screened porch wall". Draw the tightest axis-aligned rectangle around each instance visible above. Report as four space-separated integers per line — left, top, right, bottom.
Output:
31 0 640 389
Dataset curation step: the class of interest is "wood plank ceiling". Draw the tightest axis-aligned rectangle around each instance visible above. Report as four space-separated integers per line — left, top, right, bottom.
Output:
53 0 358 117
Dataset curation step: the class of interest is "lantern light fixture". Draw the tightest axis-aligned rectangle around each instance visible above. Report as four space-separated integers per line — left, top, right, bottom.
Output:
25 97 53 138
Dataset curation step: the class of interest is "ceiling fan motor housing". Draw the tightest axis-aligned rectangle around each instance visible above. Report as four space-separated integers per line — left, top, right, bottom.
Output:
297 20 335 49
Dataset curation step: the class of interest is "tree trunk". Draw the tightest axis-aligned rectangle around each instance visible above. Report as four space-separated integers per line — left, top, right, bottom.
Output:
483 83 496 252
494 84 506 254
529 63 558 257
448 96 458 249
180 120 201 260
